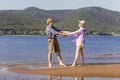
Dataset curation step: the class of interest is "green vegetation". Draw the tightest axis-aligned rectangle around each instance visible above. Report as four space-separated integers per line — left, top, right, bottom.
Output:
0 7 120 35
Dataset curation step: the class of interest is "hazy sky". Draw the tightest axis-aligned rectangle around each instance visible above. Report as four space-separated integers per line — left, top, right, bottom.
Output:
0 0 120 12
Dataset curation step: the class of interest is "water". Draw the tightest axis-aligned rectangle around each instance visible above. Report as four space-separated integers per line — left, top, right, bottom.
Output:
0 35 120 80
0 36 120 63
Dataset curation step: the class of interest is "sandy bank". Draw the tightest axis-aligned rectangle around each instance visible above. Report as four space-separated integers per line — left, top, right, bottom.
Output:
7 63 120 78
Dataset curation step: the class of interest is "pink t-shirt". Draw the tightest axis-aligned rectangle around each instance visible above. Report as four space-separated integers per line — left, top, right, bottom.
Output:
69 27 86 47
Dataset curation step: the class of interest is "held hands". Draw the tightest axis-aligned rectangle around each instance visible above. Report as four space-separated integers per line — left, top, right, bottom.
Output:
61 31 70 36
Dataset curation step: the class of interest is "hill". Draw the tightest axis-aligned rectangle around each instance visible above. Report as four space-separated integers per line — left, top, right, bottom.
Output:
0 7 120 35
55 7 120 35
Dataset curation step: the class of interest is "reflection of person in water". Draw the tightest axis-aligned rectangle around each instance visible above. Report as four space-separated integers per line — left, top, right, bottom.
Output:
48 76 83 80
75 76 84 80
48 75 62 80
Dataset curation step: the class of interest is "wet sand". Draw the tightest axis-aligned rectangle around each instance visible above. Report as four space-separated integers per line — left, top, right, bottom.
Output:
5 63 120 78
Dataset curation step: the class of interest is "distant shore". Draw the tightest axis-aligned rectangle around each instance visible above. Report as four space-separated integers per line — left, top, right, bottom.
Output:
1 34 120 36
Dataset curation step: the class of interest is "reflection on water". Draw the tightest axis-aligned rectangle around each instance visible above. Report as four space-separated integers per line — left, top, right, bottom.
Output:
48 76 83 80
48 76 84 80
47 75 120 80
0 72 120 80
47 76 120 80
0 67 8 72
48 76 62 80
75 77 84 80
0 72 47 80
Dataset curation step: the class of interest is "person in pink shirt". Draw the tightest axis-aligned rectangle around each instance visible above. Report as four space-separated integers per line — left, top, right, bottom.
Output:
68 20 86 67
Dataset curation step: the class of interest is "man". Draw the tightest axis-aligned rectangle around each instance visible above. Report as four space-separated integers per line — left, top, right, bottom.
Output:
46 18 66 67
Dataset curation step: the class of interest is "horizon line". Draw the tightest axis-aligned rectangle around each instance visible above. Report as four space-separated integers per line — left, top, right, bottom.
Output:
0 6 119 12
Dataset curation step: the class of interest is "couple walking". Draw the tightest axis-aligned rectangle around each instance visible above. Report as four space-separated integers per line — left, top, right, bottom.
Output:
46 18 86 67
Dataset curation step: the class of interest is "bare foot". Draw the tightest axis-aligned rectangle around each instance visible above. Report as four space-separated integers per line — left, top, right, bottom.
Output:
60 64 66 67
71 64 76 67
78 64 84 66
48 63 52 68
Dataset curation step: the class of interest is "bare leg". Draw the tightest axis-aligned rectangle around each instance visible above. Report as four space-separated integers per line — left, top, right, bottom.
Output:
75 77 79 80
48 52 53 67
80 76 84 80
79 48 84 65
56 52 66 67
71 47 80 67
75 76 84 80
48 76 52 80
57 76 62 80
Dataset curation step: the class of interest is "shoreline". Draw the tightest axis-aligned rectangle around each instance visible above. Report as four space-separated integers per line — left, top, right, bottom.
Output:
2 62 119 78
1 35 120 36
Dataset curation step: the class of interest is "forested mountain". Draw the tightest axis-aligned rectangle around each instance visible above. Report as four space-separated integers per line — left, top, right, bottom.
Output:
0 7 120 35
56 7 120 35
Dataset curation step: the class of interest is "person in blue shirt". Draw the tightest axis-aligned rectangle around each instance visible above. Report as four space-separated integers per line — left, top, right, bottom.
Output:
46 18 67 67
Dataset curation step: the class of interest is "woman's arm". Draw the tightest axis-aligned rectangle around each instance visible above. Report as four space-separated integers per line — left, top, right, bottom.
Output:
68 29 82 36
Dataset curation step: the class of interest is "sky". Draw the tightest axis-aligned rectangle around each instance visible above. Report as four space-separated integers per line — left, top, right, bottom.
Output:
0 0 120 12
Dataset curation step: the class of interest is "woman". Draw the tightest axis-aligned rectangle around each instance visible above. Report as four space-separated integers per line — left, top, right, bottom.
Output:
68 20 86 67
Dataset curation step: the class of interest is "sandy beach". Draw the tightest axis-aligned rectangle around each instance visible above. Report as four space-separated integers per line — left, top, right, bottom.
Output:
4 63 119 78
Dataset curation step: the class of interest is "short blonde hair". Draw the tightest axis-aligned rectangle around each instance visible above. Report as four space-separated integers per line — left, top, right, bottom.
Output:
46 18 53 25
